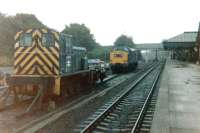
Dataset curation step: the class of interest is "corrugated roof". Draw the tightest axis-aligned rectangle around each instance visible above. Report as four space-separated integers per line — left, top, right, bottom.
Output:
136 43 163 49
166 32 197 43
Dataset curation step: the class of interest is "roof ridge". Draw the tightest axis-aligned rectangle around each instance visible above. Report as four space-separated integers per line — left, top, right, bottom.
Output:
184 31 198 33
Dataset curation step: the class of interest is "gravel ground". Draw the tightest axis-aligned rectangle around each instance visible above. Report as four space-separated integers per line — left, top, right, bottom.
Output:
36 63 155 133
82 65 161 132
0 61 150 133
0 66 137 133
36 73 137 133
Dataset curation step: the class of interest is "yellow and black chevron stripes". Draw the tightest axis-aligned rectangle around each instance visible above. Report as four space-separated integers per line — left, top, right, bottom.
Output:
14 46 35 66
26 29 33 33
19 56 53 75
14 45 59 75
41 28 48 33
38 40 59 64
32 29 42 38
14 28 60 76
51 31 59 41
14 31 23 40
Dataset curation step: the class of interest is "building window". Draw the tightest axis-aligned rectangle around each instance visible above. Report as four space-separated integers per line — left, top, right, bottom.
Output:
42 33 54 47
19 34 32 46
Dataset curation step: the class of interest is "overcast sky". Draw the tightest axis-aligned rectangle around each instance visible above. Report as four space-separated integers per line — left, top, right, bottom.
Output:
1 0 200 45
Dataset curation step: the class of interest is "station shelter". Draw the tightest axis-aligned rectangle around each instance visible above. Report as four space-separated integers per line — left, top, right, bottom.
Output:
163 32 198 63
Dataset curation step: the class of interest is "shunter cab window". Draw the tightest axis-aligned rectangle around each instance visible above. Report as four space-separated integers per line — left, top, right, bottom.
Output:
42 33 54 47
19 34 32 46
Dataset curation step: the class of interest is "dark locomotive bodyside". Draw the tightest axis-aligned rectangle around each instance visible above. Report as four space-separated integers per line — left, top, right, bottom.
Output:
110 47 139 73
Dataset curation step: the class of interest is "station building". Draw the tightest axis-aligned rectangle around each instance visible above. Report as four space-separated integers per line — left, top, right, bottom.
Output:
163 31 198 63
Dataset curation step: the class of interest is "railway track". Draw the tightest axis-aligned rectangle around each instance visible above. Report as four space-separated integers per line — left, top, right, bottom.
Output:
14 62 157 133
0 73 118 114
76 62 164 133
137 87 159 133
99 74 119 84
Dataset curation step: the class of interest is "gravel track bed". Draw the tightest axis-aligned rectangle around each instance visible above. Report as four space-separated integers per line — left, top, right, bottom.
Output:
36 74 137 133
77 64 162 132
37 64 155 133
0 67 136 133
137 66 163 133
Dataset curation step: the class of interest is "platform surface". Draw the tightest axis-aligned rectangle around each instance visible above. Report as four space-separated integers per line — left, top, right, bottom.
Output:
151 59 200 133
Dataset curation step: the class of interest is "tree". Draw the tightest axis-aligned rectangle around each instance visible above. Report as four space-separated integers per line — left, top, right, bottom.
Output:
62 23 98 50
88 45 112 61
114 34 135 48
0 13 46 65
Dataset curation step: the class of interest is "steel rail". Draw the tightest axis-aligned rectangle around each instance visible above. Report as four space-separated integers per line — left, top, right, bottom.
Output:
15 62 158 133
101 74 118 83
131 63 164 133
80 64 158 133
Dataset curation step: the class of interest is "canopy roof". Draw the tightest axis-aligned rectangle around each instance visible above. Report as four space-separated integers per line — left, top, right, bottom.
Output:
163 32 198 49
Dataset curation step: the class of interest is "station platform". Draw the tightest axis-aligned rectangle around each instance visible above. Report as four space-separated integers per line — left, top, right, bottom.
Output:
151 59 200 133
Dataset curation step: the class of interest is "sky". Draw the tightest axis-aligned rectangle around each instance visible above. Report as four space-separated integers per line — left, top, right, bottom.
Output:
0 0 200 45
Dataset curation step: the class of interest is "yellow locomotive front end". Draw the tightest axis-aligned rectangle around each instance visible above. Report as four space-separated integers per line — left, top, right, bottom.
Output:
2 28 104 113
110 50 128 64
110 47 129 73
9 28 61 98
14 28 60 76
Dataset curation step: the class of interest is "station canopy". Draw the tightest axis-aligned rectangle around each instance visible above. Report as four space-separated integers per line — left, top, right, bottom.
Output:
163 32 198 49
136 43 163 50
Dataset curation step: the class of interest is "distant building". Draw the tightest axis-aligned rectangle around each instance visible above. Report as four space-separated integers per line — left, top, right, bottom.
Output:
163 31 198 62
136 43 168 62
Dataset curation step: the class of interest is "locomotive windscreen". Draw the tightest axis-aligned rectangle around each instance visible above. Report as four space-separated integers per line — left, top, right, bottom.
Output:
114 54 123 58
